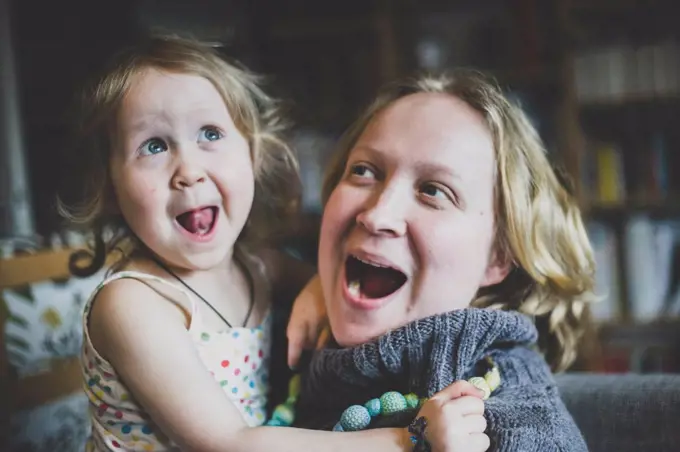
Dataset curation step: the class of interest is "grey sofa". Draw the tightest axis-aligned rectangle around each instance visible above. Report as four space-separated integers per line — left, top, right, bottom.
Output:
557 373 680 452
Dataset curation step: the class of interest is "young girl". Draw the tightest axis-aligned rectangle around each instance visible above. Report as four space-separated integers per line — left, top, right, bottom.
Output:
284 70 595 451
61 34 472 452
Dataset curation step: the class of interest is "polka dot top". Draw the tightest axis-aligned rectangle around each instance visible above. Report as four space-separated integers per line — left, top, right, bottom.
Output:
81 271 272 451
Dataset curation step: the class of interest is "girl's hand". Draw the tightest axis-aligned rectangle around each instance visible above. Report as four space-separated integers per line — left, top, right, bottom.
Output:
286 274 329 369
414 381 489 452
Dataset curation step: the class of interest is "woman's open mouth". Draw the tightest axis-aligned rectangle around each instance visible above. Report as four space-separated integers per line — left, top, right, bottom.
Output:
343 254 407 307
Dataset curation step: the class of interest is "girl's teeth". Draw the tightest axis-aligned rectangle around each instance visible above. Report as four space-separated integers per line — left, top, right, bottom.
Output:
348 280 361 297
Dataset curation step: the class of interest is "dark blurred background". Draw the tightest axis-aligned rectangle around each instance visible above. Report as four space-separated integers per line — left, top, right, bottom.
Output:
1 0 680 449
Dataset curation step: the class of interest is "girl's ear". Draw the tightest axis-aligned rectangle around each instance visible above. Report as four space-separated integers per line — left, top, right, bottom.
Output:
480 249 512 287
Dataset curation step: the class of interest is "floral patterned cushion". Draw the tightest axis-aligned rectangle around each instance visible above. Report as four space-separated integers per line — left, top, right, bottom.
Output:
2 271 105 377
10 391 90 452
2 271 105 451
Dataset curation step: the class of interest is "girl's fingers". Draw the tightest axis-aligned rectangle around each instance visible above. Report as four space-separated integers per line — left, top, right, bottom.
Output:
468 432 491 451
459 413 487 434
441 395 485 417
430 380 485 404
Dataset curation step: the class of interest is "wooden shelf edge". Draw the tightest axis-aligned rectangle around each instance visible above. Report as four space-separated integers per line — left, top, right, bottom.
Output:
10 356 84 412
0 248 75 288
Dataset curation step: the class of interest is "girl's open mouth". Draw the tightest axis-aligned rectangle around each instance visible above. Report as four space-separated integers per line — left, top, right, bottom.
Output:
175 206 218 238
344 254 407 302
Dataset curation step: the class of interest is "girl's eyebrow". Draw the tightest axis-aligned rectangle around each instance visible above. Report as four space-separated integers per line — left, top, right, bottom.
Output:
128 113 167 134
127 105 223 134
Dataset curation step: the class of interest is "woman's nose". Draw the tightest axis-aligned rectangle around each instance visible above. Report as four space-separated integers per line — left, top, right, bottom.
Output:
355 186 407 237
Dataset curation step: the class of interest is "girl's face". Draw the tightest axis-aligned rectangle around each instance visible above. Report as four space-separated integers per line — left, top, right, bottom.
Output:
318 93 510 346
110 69 255 271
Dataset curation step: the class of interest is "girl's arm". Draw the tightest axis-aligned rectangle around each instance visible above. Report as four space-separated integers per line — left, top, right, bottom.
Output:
91 278 410 452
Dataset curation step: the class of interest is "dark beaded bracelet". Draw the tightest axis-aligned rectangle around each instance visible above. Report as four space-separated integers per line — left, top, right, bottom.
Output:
408 416 431 452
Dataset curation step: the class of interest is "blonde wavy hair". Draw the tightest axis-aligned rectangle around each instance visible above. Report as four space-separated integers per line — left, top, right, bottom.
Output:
322 70 597 372
59 34 300 275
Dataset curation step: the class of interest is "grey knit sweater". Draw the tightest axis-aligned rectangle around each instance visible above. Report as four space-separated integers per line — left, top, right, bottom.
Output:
293 308 588 452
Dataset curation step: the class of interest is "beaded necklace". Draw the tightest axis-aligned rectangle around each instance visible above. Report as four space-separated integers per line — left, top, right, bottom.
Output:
266 357 501 432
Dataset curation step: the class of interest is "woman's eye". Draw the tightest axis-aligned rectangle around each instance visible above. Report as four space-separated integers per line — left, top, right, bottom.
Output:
349 164 376 179
139 138 168 156
198 126 223 142
420 183 452 202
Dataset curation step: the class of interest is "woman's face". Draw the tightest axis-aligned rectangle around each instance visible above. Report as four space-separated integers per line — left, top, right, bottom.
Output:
318 92 510 346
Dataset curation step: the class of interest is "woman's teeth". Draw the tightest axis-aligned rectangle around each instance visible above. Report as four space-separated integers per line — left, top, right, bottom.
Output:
348 280 361 297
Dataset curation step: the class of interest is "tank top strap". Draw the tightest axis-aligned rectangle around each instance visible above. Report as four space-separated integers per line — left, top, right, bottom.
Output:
81 270 198 351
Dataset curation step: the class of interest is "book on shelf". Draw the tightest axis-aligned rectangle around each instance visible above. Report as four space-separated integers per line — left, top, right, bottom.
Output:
587 221 621 322
582 130 675 210
583 142 626 206
624 216 680 321
574 40 680 104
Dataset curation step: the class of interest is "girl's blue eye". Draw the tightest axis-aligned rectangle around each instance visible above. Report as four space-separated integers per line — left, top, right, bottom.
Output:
140 138 168 156
198 126 223 142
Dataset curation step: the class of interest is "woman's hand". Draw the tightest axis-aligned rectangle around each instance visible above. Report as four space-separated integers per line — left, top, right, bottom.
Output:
286 274 329 369
414 381 489 452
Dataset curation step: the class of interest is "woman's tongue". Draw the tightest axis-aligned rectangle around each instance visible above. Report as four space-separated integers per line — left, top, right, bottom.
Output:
359 274 393 298
348 263 406 299
177 207 215 235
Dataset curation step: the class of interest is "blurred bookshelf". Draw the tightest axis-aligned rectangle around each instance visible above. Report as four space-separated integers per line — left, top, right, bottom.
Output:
552 0 680 373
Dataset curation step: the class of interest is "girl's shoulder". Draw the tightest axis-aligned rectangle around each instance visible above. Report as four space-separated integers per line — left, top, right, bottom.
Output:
85 268 194 320
83 268 195 361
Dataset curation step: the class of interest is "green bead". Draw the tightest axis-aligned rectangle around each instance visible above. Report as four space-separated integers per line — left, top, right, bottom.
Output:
266 419 283 426
272 404 295 425
288 375 301 399
404 393 419 409
379 391 407 415
340 405 371 431
468 376 491 400
364 398 381 417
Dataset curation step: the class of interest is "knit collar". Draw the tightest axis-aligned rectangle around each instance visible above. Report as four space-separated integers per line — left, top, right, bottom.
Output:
295 308 538 428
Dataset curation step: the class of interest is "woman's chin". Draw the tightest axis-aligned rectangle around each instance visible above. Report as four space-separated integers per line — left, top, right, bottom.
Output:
330 321 387 348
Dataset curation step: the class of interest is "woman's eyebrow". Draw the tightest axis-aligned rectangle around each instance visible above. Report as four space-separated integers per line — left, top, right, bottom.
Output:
352 145 460 180
412 162 460 180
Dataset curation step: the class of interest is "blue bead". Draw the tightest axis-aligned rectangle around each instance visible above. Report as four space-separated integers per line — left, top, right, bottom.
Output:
333 423 344 432
340 405 371 431
266 419 283 427
121 425 131 434
272 404 295 425
364 398 381 417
